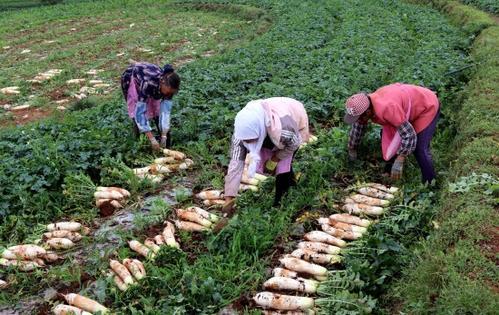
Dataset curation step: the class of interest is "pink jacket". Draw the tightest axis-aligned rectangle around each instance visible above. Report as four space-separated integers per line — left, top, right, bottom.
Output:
370 83 439 133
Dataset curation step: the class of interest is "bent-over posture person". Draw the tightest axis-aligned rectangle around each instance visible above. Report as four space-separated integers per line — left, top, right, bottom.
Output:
344 83 440 183
224 97 310 208
121 62 180 151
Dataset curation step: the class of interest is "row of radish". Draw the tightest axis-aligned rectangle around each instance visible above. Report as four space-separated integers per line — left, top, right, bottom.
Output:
133 149 194 183
252 183 398 314
0 221 88 276
109 258 146 291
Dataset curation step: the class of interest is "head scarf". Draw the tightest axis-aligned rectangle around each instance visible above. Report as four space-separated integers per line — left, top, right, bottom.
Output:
234 100 267 178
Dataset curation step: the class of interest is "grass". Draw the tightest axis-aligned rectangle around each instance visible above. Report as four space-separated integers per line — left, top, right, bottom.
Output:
0 0 265 126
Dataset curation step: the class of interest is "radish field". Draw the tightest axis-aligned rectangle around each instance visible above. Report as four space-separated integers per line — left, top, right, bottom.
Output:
1 0 497 314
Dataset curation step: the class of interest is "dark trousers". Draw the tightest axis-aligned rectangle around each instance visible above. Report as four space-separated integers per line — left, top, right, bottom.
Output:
262 136 297 206
384 111 440 183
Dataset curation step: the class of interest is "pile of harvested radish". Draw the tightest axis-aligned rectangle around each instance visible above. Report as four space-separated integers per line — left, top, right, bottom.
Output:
195 189 225 207
53 293 108 314
94 186 130 215
133 149 194 183
44 221 88 251
1 244 54 271
109 258 146 291
341 183 398 216
28 69 62 83
0 86 20 95
174 206 220 232
253 183 397 313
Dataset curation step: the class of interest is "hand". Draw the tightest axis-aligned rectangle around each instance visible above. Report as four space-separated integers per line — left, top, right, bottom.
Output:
391 155 405 180
222 197 236 216
348 148 357 161
160 134 168 148
150 138 161 151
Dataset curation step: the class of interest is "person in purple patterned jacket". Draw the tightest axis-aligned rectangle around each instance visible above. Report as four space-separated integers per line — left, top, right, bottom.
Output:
121 62 181 151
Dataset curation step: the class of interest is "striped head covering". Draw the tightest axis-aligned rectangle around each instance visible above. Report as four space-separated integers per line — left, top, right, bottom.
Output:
344 93 370 124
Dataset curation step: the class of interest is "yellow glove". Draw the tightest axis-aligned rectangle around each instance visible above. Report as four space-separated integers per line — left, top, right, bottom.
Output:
265 159 278 172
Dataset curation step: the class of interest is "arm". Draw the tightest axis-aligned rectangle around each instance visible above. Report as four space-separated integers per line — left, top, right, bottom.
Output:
275 129 300 160
348 122 367 150
224 136 247 198
397 121 417 156
159 100 173 147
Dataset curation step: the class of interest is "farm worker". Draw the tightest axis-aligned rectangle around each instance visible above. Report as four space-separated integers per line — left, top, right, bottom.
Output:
224 97 310 208
344 83 440 183
121 62 181 151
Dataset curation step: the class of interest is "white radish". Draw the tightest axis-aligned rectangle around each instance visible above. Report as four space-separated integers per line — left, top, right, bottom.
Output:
297 241 341 254
95 199 111 208
251 172 268 182
150 164 173 174
263 311 315 315
178 158 194 170
94 190 123 200
47 222 81 232
46 238 75 250
154 235 165 245
144 239 161 253
0 258 41 271
64 293 108 313
96 186 130 198
239 184 258 192
273 267 298 279
321 224 361 240
162 221 180 248
43 231 82 242
185 206 220 223
154 157 176 164
132 259 146 276
133 166 150 176
196 190 223 200
0 279 7 289
53 304 92 315
109 259 134 285
176 209 212 227
329 220 367 234
110 200 123 209
279 256 328 276
329 213 371 227
3 245 46 260
349 194 389 207
174 220 208 232
129 240 154 258
241 175 259 186
303 231 347 248
342 201 384 216
202 199 225 206
162 149 186 160
290 249 341 265
42 251 62 263
358 187 394 200
123 258 145 280
263 276 318 293
113 274 128 291
253 291 314 311
365 182 399 193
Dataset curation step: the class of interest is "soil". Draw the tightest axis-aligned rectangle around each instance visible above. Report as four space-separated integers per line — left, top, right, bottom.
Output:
0 106 54 127
166 39 191 52
479 226 499 266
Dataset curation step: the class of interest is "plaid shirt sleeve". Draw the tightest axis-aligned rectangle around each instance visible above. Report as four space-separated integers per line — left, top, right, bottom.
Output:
397 121 417 156
348 122 366 150
224 135 247 197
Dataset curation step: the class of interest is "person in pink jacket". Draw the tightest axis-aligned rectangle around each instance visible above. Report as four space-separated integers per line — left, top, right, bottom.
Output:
224 97 310 208
344 83 440 183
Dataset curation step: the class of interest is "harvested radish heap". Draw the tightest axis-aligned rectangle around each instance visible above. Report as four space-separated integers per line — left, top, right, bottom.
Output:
63 293 108 314
94 186 130 214
132 149 194 183
174 207 220 232
340 183 398 217
43 221 88 251
195 189 226 207
0 244 53 271
109 258 146 291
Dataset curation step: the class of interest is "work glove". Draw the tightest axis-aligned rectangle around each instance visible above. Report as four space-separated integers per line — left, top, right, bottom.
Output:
150 137 161 151
160 134 168 148
391 156 404 180
265 159 278 173
348 148 358 161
